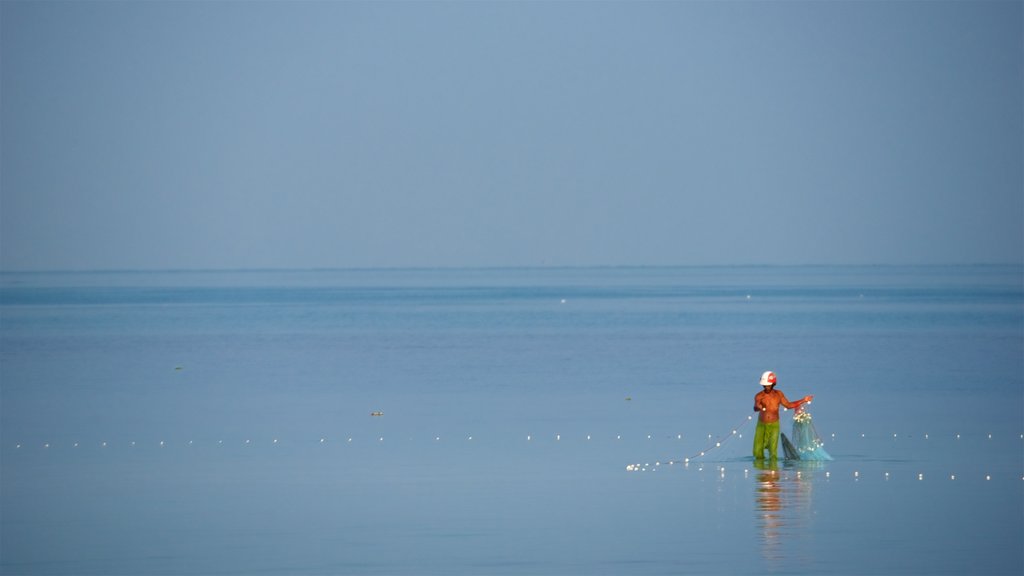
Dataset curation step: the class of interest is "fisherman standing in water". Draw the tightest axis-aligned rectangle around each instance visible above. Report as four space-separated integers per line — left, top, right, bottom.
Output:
753 371 812 460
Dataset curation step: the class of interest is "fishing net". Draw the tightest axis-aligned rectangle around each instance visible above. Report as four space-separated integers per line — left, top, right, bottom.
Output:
781 408 833 461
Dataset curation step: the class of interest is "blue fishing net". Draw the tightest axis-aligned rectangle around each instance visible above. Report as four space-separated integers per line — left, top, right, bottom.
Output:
781 409 833 461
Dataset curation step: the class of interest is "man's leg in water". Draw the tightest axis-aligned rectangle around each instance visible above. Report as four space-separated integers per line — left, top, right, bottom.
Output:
766 422 780 460
753 422 766 459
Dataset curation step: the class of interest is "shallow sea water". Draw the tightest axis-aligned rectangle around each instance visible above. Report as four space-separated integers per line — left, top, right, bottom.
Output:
2 266 1021 575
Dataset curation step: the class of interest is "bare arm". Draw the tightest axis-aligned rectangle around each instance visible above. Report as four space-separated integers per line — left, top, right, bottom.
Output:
779 391 813 410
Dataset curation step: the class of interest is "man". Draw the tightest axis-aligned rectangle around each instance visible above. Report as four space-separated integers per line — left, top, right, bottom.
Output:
752 371 812 460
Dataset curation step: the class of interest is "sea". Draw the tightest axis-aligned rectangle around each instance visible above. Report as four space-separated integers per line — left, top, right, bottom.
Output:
1 265 1021 575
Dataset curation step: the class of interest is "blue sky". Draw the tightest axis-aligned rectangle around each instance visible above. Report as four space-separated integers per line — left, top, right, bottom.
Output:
2 0 1021 270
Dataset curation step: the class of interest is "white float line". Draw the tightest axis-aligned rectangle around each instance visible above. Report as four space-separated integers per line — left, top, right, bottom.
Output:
10 430 1022 451
830 432 1016 441
10 437 1021 482
626 464 1017 482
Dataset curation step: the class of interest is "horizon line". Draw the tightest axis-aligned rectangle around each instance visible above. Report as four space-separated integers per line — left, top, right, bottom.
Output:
2 262 1022 275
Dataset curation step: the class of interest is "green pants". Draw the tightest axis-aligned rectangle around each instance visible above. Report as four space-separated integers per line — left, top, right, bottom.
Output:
753 421 780 460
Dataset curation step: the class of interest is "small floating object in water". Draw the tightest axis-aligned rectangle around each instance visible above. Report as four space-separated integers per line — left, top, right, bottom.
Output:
174 366 183 371
370 411 384 417
625 397 631 401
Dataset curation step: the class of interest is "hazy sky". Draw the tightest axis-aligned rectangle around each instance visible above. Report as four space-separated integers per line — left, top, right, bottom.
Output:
2 0 1021 270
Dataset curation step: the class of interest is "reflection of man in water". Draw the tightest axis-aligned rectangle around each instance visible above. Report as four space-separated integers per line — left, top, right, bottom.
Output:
754 461 784 558
753 371 812 460
753 459 818 568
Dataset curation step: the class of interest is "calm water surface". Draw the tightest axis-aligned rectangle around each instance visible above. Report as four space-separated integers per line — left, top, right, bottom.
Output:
2 266 1021 575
